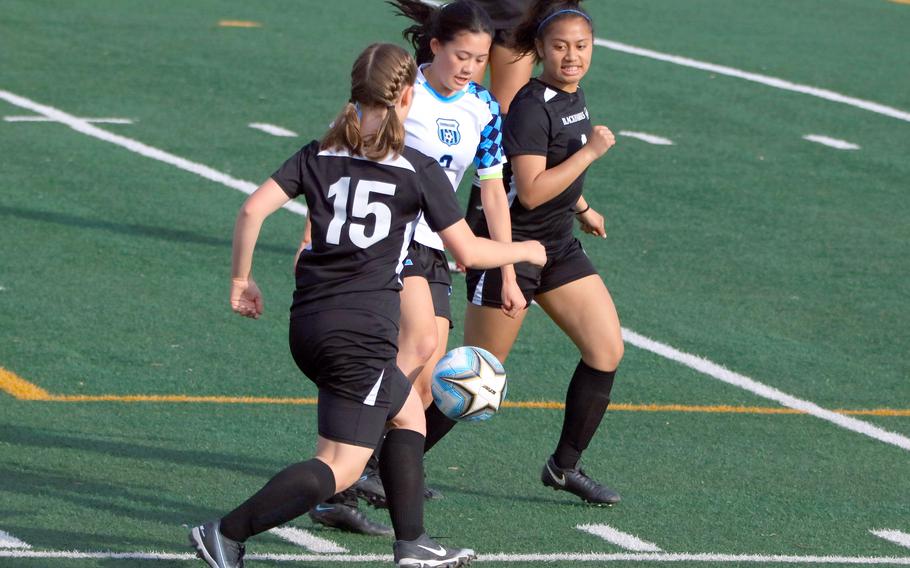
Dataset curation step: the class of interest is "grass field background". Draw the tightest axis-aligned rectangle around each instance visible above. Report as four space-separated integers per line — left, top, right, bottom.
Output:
1 0 909 566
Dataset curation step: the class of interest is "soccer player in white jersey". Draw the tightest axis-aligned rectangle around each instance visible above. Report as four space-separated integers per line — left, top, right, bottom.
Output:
188 43 544 568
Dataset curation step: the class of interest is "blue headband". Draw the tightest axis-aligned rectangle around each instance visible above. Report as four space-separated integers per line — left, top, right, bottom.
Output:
536 9 591 35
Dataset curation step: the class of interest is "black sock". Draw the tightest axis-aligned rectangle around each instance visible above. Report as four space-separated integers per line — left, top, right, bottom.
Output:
220 458 336 542
365 430 385 473
379 428 425 541
464 182 485 235
423 402 458 453
553 360 616 470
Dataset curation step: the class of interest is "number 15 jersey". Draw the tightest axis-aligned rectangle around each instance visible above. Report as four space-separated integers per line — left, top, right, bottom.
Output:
404 65 505 251
272 141 463 312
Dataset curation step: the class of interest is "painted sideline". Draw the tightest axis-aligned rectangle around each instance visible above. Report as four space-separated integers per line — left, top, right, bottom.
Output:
2 550 910 564
622 328 910 452
0 90 307 217
1 90 907 453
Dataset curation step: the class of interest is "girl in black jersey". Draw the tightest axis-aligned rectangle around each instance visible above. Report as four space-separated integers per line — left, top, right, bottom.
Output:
187 43 544 568
427 1 627 506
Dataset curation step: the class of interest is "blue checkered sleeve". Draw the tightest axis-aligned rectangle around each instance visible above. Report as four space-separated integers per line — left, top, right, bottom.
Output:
470 85 505 179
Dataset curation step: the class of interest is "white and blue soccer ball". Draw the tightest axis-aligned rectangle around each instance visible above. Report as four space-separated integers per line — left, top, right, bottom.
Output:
431 346 508 422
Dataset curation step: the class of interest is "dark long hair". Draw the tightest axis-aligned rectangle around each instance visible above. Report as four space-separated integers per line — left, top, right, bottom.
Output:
510 0 593 62
320 43 417 160
388 0 494 65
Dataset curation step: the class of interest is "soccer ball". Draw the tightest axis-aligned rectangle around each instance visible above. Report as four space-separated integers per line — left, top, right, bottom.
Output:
431 346 507 422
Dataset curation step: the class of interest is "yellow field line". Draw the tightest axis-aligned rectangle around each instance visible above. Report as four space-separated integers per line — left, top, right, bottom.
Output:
218 20 262 28
1 367 908 416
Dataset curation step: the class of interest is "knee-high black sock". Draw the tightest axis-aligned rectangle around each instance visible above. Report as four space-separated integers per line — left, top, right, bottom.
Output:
220 458 336 542
379 429 425 541
365 430 385 473
423 402 458 453
553 360 616 470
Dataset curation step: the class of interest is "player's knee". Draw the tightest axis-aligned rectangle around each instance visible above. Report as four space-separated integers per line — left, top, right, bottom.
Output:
584 338 623 371
411 332 438 365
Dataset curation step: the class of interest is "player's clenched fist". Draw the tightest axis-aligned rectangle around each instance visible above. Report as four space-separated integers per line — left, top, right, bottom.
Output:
585 125 616 158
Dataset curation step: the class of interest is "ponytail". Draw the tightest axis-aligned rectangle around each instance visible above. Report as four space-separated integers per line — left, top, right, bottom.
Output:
320 43 416 159
388 0 494 65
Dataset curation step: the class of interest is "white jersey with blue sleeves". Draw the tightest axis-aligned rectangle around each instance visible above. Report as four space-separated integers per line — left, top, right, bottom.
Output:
405 65 504 250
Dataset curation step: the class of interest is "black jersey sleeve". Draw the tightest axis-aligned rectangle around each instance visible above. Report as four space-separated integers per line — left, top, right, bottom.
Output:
502 96 550 157
418 158 463 233
270 140 320 198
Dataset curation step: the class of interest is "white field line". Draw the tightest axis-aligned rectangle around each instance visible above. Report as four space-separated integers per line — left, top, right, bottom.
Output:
3 549 910 564
4 89 907 453
622 328 910 452
618 131 674 145
4 115 133 124
424 0 910 124
872 530 910 550
577 524 662 552
0 90 308 216
593 39 910 124
268 526 347 553
803 134 861 150
249 122 298 137
0 530 30 549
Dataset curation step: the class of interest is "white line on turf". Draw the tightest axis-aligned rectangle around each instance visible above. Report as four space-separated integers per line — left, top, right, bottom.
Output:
0 90 308 217
803 134 861 150
872 530 910 550
593 39 910 124
576 524 662 552
0 530 31 549
621 328 910 452
425 0 910 124
3 550 910 563
4 115 134 124
249 122 298 137
268 526 347 553
618 131 674 145
4 89 906 454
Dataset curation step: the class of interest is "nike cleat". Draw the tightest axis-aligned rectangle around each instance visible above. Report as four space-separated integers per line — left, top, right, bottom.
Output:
188 520 245 568
308 502 393 536
393 533 475 567
354 471 388 508
541 455 621 505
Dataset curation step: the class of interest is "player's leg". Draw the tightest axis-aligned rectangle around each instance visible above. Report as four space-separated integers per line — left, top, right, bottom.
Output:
397 275 438 381
487 43 534 115
383 370 476 567
534 273 624 505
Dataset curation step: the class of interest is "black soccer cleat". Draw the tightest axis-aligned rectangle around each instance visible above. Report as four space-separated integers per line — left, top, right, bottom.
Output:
541 455 621 505
423 485 444 501
354 471 388 508
308 502 394 536
188 520 245 568
393 532 475 568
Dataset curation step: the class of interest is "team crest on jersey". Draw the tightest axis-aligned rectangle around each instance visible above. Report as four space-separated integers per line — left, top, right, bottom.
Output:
436 118 461 146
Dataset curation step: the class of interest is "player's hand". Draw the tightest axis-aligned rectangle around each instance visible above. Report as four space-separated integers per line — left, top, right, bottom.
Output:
230 278 263 319
500 278 527 319
585 125 616 159
453 262 467 273
577 207 607 238
524 240 547 267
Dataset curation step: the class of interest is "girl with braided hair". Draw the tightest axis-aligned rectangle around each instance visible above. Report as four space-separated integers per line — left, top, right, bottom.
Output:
188 42 544 568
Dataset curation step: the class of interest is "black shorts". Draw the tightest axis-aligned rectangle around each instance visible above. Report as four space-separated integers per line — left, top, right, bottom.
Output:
465 238 598 308
400 240 453 324
474 0 530 45
289 299 411 448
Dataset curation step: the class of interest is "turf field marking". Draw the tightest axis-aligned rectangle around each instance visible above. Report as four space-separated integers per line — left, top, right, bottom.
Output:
803 134 861 150
618 131 674 146
0 367 53 400
592 39 910 124
3 550 910 564
249 122 298 137
218 20 262 28
0 530 30 549
268 527 347 553
622 328 910 452
0 90 308 217
4 116 133 124
576 524 662 552
872 530 910 550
